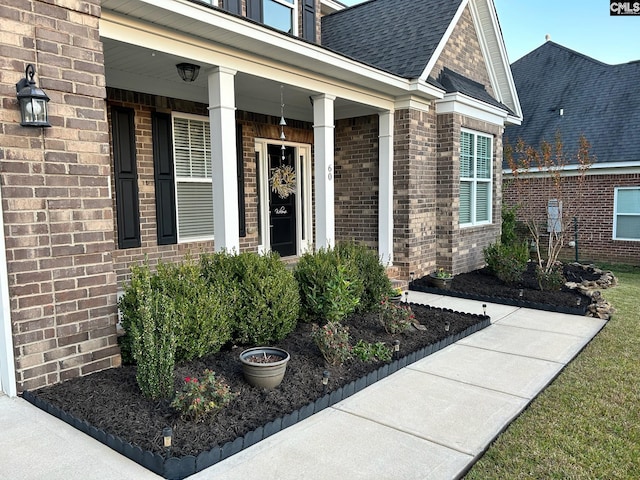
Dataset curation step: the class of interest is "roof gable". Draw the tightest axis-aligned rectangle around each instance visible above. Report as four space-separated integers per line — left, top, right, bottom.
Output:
322 0 521 122
322 0 463 79
506 41 640 164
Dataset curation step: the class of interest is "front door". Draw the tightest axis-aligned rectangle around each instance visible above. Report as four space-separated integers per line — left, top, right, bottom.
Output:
268 144 297 257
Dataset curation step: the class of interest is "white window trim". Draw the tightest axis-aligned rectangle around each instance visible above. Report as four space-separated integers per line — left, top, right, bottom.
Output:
172 112 214 243
613 186 640 241
255 139 312 256
460 128 493 228
267 0 299 36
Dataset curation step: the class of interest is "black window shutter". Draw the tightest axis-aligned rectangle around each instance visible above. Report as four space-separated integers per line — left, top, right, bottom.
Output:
112 107 141 249
152 113 178 245
247 0 262 21
236 123 246 238
302 0 316 42
224 0 241 14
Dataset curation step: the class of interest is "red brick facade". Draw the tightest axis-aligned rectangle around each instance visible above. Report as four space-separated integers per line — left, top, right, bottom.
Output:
503 173 640 265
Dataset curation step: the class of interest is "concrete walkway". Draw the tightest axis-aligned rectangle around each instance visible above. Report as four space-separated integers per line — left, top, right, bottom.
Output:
0 293 607 480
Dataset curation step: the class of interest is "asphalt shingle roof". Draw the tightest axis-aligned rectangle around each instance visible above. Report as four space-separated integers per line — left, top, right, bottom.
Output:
438 68 513 114
505 41 640 165
321 0 463 79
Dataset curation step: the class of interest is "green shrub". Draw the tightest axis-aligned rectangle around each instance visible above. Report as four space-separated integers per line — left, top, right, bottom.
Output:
155 259 234 361
122 263 176 399
335 242 392 312
352 340 392 363
204 251 299 345
536 263 566 291
379 299 414 334
119 258 235 364
501 204 520 246
310 321 352 366
171 370 236 422
484 242 530 285
294 248 363 323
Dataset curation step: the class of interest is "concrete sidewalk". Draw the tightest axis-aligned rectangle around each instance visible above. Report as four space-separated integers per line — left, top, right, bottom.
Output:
0 293 607 480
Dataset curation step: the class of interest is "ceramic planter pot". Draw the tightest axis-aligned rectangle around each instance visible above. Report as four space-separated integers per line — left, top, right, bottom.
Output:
389 294 403 304
239 347 290 389
428 273 453 290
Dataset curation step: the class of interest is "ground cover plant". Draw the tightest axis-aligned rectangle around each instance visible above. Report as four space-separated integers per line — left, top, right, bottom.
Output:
465 263 640 479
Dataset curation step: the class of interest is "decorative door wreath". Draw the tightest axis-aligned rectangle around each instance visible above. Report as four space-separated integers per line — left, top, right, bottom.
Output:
270 164 296 199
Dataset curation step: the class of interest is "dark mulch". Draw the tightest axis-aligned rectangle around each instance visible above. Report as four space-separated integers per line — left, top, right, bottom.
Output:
32 304 482 458
412 262 596 308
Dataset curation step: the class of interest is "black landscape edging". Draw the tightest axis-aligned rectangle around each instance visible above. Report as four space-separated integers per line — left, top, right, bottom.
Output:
21 307 491 480
409 282 590 316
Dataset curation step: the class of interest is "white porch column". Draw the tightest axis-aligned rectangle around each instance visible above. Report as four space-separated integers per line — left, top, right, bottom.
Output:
312 94 336 250
208 66 240 253
0 184 16 396
378 110 394 265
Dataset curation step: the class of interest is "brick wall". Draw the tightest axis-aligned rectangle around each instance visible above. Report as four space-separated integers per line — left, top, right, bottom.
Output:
429 4 494 97
0 0 120 391
503 172 640 266
393 108 439 280
436 113 503 274
334 115 379 249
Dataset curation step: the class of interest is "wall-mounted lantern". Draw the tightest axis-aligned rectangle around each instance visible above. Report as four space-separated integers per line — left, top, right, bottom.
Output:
15 64 50 127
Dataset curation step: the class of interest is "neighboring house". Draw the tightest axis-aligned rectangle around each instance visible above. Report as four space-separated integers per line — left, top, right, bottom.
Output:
504 40 640 265
0 0 521 395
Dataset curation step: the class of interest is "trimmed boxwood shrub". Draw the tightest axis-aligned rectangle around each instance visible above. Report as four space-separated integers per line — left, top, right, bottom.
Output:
335 242 392 312
155 259 235 361
294 247 363 323
201 251 299 345
124 263 176 399
119 258 235 364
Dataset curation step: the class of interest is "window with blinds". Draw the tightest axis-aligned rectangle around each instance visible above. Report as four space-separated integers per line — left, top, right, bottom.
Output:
614 187 640 241
460 130 492 227
172 114 214 241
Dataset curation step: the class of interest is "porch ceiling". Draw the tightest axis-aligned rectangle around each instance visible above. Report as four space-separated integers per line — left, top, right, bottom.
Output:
99 0 425 122
103 38 378 122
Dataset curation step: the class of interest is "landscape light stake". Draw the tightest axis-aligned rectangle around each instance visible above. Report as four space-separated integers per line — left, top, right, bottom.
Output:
519 289 524 298
482 304 487 317
404 290 409 303
162 426 173 458
393 340 400 360
444 321 450 332
322 370 330 393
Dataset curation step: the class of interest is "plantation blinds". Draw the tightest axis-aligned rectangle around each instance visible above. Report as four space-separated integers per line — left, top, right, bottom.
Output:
173 115 214 241
614 187 640 240
460 130 492 226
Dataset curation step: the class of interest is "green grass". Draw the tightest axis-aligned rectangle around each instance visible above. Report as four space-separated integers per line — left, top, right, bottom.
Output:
465 264 640 479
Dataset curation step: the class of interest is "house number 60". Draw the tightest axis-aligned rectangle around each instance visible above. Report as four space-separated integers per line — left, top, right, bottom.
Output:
328 164 333 181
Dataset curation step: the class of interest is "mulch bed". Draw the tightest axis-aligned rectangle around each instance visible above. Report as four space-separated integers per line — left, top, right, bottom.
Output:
411 262 595 313
27 304 486 460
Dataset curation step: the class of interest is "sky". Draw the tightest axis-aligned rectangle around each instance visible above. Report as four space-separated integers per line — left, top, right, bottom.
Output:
339 0 640 65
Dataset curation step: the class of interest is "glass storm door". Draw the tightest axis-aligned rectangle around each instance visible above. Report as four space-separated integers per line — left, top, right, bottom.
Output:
268 144 297 257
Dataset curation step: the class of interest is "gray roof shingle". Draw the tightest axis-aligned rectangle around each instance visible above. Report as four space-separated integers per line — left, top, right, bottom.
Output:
321 0 463 79
505 41 640 165
438 68 513 114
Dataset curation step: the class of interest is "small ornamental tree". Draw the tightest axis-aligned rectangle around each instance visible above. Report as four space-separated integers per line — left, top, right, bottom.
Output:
505 133 594 289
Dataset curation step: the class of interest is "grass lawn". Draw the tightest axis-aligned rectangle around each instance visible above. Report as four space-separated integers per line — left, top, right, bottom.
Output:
465 264 640 479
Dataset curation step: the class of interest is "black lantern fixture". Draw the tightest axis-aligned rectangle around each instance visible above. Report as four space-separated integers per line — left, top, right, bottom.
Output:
15 64 50 127
176 63 200 82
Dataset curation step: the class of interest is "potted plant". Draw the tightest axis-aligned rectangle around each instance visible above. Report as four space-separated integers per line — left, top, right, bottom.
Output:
428 268 453 290
239 346 290 389
388 287 403 304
